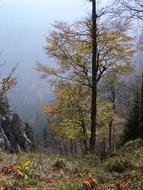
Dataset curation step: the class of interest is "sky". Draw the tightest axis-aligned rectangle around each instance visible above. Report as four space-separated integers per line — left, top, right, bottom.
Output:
0 0 87 69
0 0 91 134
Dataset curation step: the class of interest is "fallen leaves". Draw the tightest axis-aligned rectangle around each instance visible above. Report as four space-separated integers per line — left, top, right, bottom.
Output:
1 160 31 178
83 175 98 189
0 152 142 190
0 154 4 162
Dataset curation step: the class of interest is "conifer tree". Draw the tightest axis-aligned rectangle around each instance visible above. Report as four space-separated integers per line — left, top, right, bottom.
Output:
121 92 140 144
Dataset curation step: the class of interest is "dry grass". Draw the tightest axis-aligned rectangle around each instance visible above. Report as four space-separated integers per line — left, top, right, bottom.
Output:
0 142 143 190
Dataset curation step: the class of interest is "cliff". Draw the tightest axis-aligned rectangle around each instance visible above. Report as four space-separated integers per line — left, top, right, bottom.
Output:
0 113 31 153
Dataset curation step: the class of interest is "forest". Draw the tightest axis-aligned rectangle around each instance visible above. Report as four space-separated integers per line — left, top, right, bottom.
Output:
0 0 143 189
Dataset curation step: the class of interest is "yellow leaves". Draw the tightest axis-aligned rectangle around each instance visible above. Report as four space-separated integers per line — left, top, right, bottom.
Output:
20 160 31 172
37 64 61 76
113 64 133 75
38 17 135 98
97 101 114 127
42 81 90 140
2 160 31 178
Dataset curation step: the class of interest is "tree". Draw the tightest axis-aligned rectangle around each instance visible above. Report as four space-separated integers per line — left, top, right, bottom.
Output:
43 80 116 154
119 75 143 145
101 64 132 152
116 0 143 141
43 81 90 154
24 123 36 150
0 66 16 117
90 0 98 152
38 12 134 152
120 91 140 145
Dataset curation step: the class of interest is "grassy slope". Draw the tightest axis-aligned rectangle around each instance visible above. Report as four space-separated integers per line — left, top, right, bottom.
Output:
0 143 143 190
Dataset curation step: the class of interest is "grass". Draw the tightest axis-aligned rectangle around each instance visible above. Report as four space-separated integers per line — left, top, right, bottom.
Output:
0 142 143 190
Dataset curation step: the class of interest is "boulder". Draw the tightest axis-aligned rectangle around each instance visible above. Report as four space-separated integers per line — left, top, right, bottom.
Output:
0 113 31 153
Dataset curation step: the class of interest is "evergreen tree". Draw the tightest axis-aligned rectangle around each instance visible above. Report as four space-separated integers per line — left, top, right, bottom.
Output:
0 94 11 117
138 75 143 139
121 92 140 145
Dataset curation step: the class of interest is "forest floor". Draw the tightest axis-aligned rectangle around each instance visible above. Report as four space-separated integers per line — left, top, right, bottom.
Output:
0 140 143 190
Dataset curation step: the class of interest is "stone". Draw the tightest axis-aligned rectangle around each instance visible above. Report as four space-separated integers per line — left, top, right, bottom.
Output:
0 113 31 153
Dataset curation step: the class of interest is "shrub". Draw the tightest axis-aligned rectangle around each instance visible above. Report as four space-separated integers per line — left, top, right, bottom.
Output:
105 158 132 173
52 158 66 170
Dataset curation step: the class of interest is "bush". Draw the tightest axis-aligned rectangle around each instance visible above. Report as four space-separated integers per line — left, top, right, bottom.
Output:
105 158 132 173
52 158 66 170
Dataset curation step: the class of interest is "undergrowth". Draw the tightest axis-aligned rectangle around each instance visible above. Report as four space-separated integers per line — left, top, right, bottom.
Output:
0 141 143 190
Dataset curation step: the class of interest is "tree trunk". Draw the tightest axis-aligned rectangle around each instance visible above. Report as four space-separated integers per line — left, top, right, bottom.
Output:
102 137 106 155
74 141 77 155
112 125 115 153
70 139 74 155
81 121 88 154
64 144 67 156
109 119 113 154
58 140 63 155
83 139 88 154
90 0 98 153
80 140 85 154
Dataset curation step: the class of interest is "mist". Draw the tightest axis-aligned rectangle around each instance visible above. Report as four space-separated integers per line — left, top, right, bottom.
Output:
0 0 87 137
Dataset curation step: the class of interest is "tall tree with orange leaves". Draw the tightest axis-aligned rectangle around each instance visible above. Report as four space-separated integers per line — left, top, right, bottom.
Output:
38 12 134 152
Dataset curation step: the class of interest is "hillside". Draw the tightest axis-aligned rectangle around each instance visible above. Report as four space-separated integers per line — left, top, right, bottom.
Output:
0 140 143 190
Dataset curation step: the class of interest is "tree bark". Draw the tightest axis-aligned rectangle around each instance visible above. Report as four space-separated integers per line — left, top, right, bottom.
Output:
81 120 88 154
90 0 98 153
102 137 106 154
112 125 115 153
109 119 113 154
74 141 77 155
64 144 67 156
70 139 74 155
83 139 88 154
58 140 63 155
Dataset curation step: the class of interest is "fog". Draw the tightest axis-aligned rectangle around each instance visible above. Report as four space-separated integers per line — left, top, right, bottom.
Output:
0 0 87 137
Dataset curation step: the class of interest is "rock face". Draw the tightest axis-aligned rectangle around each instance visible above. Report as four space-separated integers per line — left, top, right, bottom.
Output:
0 113 31 153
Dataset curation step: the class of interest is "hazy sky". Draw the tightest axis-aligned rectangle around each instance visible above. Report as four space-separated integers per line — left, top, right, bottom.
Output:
0 0 89 88
0 0 91 131
0 0 87 66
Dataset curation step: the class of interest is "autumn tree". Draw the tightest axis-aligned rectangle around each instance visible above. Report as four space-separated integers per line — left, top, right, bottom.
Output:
43 79 117 154
38 13 134 152
0 66 16 117
43 81 90 154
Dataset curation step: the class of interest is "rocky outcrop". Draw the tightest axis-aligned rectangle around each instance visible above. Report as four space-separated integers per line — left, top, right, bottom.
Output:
0 113 31 153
